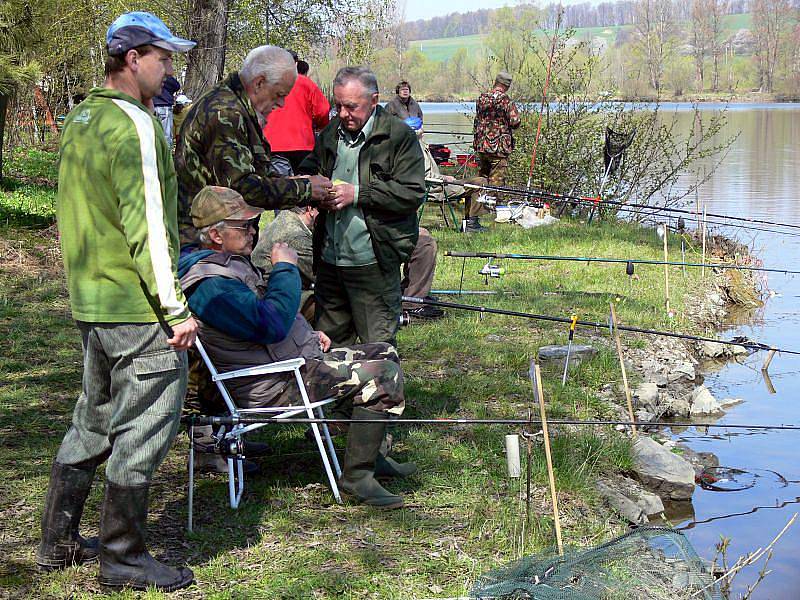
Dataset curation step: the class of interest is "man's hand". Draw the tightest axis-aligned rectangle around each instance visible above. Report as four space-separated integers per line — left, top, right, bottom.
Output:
308 175 333 202
271 242 298 266
316 330 331 352
168 316 198 351
321 183 356 211
442 175 456 184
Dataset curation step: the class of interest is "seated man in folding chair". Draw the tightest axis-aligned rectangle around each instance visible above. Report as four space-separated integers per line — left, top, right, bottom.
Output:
177 186 415 509
417 128 491 234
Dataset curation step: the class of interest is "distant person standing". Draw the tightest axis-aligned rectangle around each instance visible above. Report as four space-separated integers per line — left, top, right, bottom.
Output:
154 74 180 145
473 71 520 208
385 80 423 121
171 93 192 145
262 54 330 174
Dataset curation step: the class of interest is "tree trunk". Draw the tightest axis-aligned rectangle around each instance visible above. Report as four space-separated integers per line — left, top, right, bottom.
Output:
183 0 230 100
0 93 8 180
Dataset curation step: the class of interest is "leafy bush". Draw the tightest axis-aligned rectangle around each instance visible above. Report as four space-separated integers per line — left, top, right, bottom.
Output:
5 148 58 183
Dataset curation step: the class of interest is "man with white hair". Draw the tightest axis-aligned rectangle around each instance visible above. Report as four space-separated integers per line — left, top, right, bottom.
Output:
175 45 333 245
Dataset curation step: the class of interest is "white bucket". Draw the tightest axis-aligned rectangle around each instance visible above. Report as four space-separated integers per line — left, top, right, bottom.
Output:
495 206 512 223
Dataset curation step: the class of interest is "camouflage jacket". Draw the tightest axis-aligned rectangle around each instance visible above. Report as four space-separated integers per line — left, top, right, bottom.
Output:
473 89 521 157
174 72 311 244
251 210 314 288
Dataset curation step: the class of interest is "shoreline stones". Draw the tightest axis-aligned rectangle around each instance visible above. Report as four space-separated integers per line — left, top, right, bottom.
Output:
632 436 696 500
690 385 723 415
538 344 597 366
595 475 665 524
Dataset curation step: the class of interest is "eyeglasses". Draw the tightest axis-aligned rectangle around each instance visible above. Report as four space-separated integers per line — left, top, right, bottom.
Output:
223 220 255 231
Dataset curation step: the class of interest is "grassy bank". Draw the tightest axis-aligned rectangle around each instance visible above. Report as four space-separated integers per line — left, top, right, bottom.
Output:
0 150 712 598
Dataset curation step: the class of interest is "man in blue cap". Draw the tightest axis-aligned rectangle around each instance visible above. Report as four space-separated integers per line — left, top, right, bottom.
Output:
36 11 197 592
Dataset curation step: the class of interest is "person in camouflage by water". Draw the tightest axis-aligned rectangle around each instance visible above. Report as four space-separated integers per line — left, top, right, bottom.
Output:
473 71 521 232
178 186 415 509
174 45 333 245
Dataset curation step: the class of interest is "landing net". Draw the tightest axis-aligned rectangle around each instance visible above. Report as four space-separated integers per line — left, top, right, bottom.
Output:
471 526 721 600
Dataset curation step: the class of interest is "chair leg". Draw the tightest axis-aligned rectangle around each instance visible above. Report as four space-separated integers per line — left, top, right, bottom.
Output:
448 202 460 231
295 370 342 503
188 425 195 533
317 407 342 479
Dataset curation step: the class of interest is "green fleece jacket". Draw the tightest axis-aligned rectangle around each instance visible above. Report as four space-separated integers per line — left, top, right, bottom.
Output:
57 87 190 325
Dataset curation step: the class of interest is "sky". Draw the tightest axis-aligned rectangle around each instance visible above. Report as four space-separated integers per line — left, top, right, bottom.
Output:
402 0 595 22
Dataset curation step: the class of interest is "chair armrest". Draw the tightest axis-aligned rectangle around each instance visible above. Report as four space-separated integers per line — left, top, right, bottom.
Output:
213 357 306 381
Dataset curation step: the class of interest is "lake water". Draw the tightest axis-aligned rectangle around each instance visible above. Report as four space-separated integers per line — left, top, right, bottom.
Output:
423 102 800 598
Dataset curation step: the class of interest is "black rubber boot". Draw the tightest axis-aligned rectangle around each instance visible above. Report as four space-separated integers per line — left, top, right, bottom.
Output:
338 407 404 509
465 217 488 233
375 454 418 479
36 461 99 571
98 482 194 591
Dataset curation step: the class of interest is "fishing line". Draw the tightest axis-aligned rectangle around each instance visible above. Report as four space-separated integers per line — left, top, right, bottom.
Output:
401 295 800 355
526 8 562 190
186 415 800 431
431 177 800 234
443 251 800 275
677 496 800 531
422 130 472 136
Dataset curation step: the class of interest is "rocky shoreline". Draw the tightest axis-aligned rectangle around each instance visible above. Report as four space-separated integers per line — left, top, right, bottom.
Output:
594 235 765 525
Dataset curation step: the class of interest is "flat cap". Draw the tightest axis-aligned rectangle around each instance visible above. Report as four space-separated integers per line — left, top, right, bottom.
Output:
190 186 263 229
495 71 513 87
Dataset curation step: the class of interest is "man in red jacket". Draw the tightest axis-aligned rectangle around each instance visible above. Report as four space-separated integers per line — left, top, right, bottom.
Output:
263 56 330 174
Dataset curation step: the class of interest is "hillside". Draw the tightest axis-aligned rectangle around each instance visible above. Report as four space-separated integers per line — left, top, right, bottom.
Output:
410 13 754 63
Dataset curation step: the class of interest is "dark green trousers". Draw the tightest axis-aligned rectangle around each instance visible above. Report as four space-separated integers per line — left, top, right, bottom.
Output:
314 261 401 347
56 322 188 486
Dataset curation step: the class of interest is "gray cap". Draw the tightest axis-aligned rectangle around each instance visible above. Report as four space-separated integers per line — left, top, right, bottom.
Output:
495 71 513 87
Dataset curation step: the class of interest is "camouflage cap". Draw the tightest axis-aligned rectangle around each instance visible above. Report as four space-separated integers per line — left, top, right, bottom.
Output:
190 186 264 228
495 71 513 87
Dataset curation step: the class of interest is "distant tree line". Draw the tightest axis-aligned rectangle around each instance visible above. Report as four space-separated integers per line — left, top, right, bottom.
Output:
404 0 763 41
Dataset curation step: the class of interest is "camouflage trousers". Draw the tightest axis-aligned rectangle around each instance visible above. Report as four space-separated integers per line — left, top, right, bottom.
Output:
478 152 509 202
279 342 405 416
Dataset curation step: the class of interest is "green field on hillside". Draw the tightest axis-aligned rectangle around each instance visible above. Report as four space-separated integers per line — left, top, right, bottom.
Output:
410 13 754 63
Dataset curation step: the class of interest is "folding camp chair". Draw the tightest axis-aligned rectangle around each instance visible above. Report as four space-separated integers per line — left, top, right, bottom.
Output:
187 338 342 531
420 179 461 230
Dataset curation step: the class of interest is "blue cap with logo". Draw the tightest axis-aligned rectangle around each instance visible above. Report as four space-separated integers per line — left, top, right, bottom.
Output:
106 12 196 56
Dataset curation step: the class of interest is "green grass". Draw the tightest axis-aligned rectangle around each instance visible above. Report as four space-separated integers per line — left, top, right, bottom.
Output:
0 151 717 598
1 149 58 225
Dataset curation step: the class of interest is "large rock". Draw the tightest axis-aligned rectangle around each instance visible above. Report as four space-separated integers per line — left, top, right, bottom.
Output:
690 385 722 415
632 436 695 500
664 396 691 418
699 341 726 358
595 475 665 525
634 382 659 407
669 363 696 383
537 344 596 365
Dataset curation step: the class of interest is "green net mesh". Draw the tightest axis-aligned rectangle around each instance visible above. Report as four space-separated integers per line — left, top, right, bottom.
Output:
470 526 721 600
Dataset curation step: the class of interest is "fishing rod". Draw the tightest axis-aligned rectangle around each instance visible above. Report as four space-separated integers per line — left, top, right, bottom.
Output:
526 8 562 190
429 176 800 232
423 130 472 136
426 177 800 238
401 295 800 356
186 415 800 432
444 251 800 275
622 206 800 239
